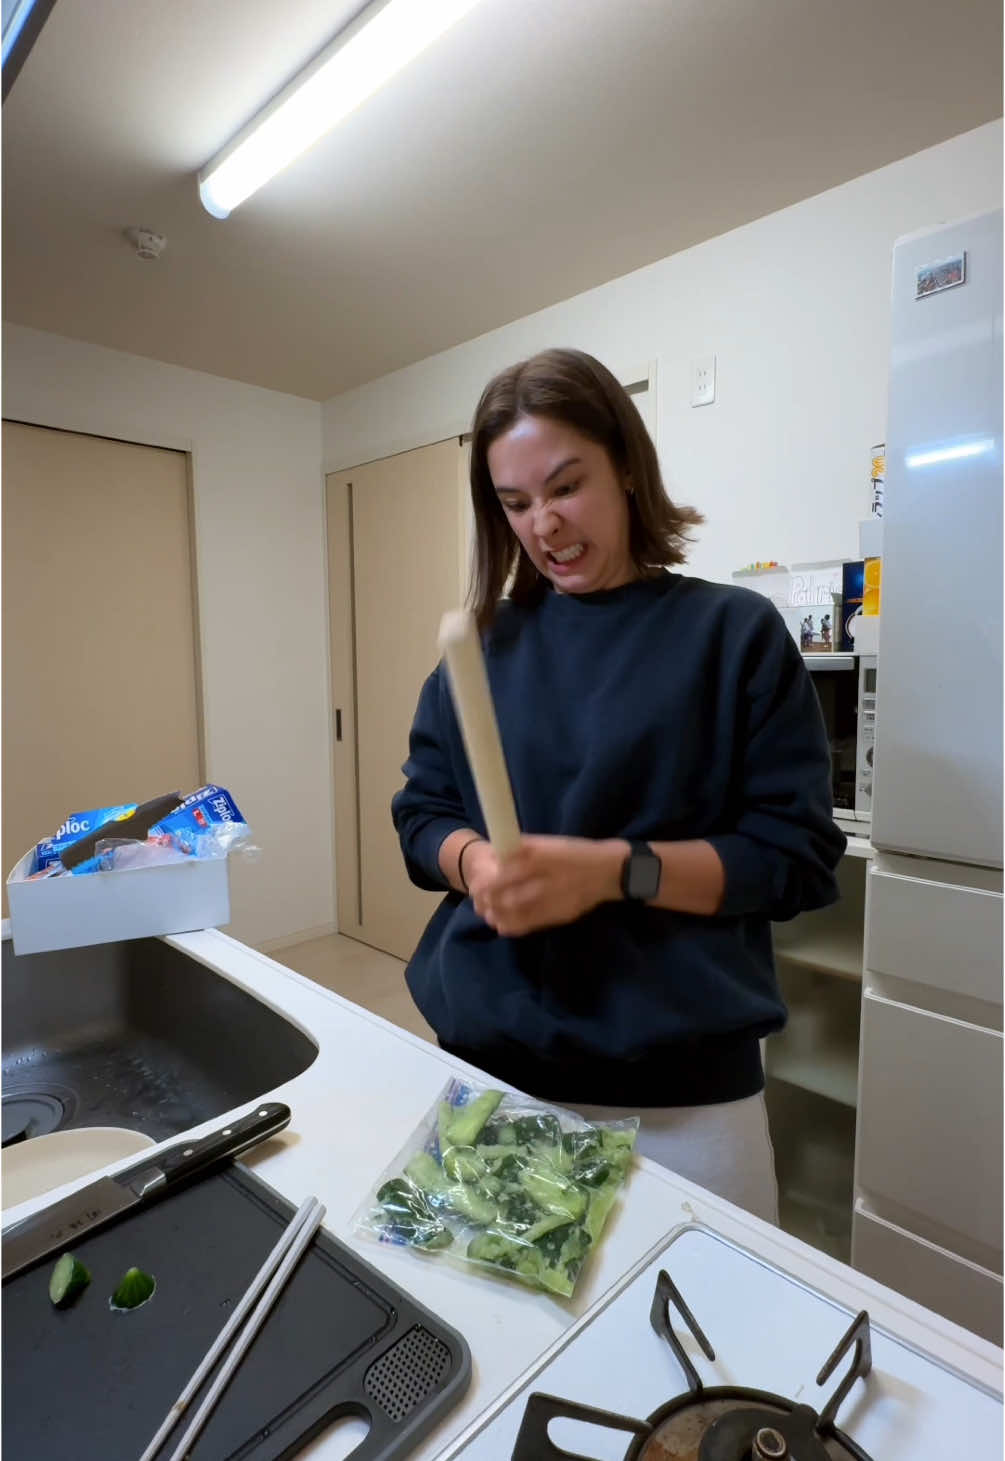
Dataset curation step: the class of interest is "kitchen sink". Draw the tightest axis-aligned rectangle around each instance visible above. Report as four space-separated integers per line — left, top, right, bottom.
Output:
1 936 318 1147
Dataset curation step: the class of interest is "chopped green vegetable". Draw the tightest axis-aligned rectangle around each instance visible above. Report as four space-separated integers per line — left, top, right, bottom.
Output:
518 1210 574 1244
442 1144 487 1185
518 1163 588 1222
534 1223 592 1297
467 1221 591 1297
440 1090 503 1150
404 1151 496 1225
476 1147 523 1183
467 1231 543 1283
376 1178 453 1250
584 1182 621 1243
109 1267 156 1311
479 1119 517 1147
512 1113 561 1149
405 1151 451 1201
366 1087 637 1296
444 1182 496 1226
48 1253 91 1308
598 1128 636 1176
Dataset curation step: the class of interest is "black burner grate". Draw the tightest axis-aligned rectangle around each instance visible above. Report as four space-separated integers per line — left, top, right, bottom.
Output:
511 1269 874 1461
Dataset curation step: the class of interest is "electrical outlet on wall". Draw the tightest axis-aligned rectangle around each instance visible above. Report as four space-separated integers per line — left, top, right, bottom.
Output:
691 354 716 407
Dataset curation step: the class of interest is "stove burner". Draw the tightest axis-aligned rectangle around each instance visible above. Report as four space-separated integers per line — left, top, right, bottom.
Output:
753 1426 789 1460
698 1403 832 1459
511 1271 874 1461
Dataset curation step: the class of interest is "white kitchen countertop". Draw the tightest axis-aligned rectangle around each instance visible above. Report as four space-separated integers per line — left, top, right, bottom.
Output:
4 927 1001 1458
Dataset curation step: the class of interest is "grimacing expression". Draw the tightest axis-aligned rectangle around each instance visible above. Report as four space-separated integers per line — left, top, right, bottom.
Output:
487 416 635 594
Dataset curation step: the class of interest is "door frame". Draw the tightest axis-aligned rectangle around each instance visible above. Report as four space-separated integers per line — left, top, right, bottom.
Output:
325 439 469 943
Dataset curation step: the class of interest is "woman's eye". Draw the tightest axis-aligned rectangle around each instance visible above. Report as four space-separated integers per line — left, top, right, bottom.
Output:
554 480 580 497
503 500 528 515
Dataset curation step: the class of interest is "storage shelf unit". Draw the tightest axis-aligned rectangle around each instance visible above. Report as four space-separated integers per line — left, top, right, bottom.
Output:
768 1046 858 1108
772 856 866 981
767 852 866 1264
773 925 863 982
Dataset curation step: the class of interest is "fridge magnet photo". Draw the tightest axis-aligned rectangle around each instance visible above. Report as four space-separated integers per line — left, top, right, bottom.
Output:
916 251 966 298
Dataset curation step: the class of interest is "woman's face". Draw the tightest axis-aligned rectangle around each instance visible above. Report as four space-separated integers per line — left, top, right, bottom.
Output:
486 415 635 594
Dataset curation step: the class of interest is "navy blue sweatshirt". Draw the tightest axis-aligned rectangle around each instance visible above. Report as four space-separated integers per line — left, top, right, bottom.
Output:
392 574 845 1106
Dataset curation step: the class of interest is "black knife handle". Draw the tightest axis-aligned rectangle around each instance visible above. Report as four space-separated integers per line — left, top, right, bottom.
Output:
122 1103 291 1193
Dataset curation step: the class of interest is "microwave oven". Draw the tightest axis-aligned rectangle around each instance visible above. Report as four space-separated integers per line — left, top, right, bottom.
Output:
806 654 876 825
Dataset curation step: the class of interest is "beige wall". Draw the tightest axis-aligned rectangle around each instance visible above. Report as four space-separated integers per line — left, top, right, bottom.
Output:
2 325 331 950
321 121 1003 589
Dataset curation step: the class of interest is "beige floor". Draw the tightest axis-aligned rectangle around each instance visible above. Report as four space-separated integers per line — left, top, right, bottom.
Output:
269 932 436 1044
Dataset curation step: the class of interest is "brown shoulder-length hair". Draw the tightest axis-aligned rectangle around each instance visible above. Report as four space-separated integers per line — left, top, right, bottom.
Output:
468 348 703 630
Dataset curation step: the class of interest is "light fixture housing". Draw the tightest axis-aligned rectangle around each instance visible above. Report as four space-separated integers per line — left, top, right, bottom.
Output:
199 0 484 219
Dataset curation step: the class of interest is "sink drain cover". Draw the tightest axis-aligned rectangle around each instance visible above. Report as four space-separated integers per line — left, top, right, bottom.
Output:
2 1092 67 1146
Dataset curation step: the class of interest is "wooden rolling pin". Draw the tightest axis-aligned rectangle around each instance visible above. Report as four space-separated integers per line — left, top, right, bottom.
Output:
438 609 522 858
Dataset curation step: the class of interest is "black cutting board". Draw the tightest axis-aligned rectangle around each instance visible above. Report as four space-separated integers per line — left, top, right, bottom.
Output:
2 1163 471 1460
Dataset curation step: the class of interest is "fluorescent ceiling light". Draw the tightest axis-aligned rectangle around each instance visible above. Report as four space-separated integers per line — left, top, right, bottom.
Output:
199 0 484 218
2 0 37 65
906 438 996 469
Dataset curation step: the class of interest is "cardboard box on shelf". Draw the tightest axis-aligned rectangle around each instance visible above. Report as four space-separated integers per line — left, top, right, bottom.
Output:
5 850 230 956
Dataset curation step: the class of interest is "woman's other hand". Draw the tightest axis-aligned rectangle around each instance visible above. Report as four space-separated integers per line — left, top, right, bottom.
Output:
466 835 628 936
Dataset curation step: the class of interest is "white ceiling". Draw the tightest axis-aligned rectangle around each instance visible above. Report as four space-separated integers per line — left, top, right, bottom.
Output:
3 0 1001 401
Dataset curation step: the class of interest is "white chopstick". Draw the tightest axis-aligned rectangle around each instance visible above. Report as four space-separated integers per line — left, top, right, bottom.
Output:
138 1195 325 1461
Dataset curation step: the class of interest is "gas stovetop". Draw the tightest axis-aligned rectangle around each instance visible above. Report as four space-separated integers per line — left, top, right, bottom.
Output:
444 1225 1002 1460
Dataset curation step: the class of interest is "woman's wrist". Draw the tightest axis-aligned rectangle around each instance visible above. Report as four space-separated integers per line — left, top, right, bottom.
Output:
593 838 632 903
457 834 486 892
437 828 484 893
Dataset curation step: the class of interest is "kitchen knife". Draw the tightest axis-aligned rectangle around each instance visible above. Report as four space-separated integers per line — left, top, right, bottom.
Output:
1 1101 291 1278
438 609 521 858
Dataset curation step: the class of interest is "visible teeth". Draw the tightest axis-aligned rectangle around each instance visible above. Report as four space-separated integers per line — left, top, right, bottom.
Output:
551 543 585 563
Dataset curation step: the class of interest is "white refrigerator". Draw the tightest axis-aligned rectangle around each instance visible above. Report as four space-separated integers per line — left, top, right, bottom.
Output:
851 210 1003 1344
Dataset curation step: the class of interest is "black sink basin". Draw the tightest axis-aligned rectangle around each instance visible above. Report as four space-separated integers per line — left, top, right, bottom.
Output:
2 937 318 1144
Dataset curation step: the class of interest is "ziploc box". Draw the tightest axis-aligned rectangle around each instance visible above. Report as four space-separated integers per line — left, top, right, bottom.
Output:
34 805 138 873
6 809 230 956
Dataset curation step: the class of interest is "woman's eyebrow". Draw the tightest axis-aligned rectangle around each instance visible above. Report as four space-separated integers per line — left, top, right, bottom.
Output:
495 456 582 493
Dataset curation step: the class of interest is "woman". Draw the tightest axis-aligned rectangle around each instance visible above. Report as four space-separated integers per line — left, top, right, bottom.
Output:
391 348 844 1223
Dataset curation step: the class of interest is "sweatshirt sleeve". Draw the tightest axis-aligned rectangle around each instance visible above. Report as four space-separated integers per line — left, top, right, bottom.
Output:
391 665 472 892
705 603 847 922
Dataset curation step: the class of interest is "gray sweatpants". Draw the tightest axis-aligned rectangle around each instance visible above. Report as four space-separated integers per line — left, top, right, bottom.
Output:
563 1091 779 1225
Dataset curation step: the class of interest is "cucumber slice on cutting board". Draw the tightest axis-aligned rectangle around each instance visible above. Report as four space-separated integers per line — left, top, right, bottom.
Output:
109 1267 156 1311
48 1253 91 1308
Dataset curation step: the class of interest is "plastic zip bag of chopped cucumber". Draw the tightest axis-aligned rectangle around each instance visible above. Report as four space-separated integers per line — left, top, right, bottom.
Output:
353 1077 638 1297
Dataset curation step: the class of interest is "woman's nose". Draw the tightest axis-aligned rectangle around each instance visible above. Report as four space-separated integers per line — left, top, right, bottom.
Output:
533 501 561 537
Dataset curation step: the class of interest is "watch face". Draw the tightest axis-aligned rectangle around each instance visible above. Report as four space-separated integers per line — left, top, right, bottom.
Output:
627 849 661 900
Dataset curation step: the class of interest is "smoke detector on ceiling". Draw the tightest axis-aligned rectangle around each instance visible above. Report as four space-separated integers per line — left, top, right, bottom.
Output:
123 227 167 261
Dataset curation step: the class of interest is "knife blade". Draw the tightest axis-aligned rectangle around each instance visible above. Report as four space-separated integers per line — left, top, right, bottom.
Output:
1 1101 291 1278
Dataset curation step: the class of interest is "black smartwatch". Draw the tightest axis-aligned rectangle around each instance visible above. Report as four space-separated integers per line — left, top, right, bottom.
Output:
620 841 662 902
